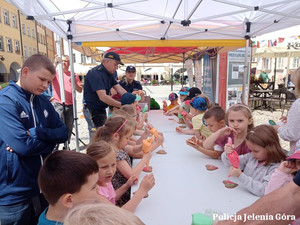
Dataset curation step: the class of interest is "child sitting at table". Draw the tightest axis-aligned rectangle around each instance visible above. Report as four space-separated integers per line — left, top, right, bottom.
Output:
186 106 226 159
165 86 189 116
92 116 163 206
175 95 212 140
37 151 108 225
265 140 300 194
121 92 141 106
64 203 145 225
108 93 122 117
163 93 179 112
203 103 253 155
178 87 203 127
87 140 155 212
222 125 286 196
114 104 163 151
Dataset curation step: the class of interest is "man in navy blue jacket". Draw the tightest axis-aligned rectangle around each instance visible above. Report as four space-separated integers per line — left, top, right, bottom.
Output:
0 54 68 225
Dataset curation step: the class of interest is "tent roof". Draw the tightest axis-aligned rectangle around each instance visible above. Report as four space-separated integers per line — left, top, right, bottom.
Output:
105 46 238 63
8 0 300 48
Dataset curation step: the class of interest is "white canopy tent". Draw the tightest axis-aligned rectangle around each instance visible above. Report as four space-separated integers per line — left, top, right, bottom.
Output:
8 0 300 150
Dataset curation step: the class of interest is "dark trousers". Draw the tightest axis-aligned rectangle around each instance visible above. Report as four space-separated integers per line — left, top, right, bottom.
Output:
88 107 107 128
0 194 48 225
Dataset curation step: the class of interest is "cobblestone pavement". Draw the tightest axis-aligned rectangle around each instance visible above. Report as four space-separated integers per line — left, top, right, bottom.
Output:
69 85 289 151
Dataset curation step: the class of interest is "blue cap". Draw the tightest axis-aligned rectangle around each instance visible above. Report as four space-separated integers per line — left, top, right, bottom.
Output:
169 93 178 101
121 92 140 105
178 86 190 96
190 96 209 111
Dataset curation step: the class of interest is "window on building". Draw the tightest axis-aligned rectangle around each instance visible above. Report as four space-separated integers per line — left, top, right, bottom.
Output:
265 58 271 70
27 27 31 37
73 53 76 63
24 45 27 59
15 40 20 54
12 14 17 28
0 36 4 51
0 8 2 23
91 58 97 64
22 24 26 34
277 57 284 69
33 48 36 54
6 38 12 52
32 29 35 39
81 54 86 64
292 57 299 69
29 47 32 56
4 10 10 25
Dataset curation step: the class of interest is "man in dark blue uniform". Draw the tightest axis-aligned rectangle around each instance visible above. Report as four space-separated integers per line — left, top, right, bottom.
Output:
84 52 127 127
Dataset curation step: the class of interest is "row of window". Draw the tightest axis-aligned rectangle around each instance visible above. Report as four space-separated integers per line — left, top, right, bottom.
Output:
21 24 36 39
1 7 37 40
0 35 36 57
0 8 17 28
253 57 300 70
0 36 20 53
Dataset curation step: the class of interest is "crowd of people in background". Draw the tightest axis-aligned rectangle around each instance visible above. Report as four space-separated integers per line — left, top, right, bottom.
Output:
0 52 300 225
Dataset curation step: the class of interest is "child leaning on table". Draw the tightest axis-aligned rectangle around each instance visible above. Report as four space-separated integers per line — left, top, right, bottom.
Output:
222 125 286 197
92 116 155 206
87 141 155 213
186 106 226 159
163 93 179 112
203 103 253 156
265 140 300 224
37 151 108 225
265 140 300 195
113 106 163 159
176 95 212 140
165 86 189 116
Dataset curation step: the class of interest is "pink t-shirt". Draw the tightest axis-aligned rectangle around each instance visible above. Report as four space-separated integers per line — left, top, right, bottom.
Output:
215 133 250 155
97 182 116 204
52 71 81 105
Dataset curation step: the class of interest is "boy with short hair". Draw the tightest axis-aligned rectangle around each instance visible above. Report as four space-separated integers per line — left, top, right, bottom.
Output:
38 150 105 225
0 54 68 225
186 106 226 159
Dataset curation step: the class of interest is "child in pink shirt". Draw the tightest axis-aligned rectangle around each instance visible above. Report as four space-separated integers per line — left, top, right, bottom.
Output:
87 140 155 212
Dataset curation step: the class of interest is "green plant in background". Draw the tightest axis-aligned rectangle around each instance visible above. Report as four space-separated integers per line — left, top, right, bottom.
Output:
0 82 9 89
151 79 157 85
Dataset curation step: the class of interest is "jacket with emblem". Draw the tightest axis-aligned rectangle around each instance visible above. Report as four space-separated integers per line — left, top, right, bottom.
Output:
0 81 68 205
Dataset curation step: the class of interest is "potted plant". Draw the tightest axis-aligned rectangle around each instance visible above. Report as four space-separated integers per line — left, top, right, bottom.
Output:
151 79 158 86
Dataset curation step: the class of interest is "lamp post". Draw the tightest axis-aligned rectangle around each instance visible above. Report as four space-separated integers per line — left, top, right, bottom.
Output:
170 63 174 91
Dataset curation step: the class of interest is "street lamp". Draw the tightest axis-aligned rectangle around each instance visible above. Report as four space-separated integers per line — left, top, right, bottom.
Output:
0 55 5 61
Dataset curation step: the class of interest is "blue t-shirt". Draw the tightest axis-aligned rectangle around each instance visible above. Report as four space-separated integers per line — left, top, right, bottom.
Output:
119 79 142 93
84 64 118 110
38 208 63 225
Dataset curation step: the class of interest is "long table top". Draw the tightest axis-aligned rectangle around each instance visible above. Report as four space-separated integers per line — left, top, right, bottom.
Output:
131 110 259 225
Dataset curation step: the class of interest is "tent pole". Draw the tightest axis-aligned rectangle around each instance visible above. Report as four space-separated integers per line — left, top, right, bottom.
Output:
273 58 277 89
242 38 250 105
215 54 220 105
55 34 69 150
285 52 291 87
182 52 185 87
67 21 80 152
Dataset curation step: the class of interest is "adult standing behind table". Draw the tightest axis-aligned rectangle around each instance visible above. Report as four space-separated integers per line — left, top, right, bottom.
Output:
273 67 300 155
52 55 82 147
119 65 145 100
0 54 68 225
84 52 127 128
